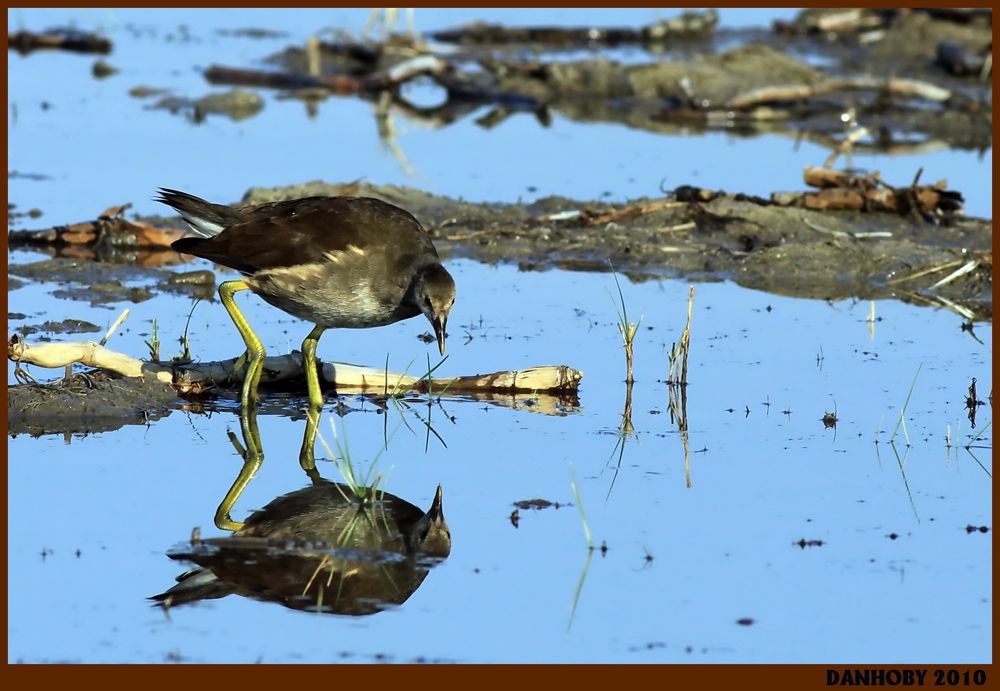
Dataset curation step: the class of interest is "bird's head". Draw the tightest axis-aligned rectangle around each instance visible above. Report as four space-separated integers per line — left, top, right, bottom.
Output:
414 264 455 356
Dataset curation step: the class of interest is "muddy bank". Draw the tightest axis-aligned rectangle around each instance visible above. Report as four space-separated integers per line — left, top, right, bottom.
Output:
239 180 992 322
7 371 182 437
9 179 992 323
213 9 991 152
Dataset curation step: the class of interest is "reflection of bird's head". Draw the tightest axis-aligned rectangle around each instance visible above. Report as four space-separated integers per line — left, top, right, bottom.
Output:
410 485 451 557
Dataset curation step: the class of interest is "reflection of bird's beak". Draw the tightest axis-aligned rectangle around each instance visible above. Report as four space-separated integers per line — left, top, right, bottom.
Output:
433 316 447 356
429 484 445 523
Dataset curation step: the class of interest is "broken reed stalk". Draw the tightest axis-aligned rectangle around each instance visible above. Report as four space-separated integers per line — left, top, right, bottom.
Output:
99 308 131 347
668 286 695 386
305 35 321 77
72 307 130 381
680 286 694 386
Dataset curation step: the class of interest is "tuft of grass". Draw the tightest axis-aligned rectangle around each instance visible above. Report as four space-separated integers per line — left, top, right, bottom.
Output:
144 318 160 362
383 353 450 398
177 299 201 361
607 263 641 384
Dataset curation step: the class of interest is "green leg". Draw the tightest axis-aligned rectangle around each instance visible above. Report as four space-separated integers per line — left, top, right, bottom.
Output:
215 409 264 532
301 324 327 410
219 280 265 410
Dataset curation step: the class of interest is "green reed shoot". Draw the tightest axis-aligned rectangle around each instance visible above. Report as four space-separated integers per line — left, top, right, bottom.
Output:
144 318 160 362
608 264 641 384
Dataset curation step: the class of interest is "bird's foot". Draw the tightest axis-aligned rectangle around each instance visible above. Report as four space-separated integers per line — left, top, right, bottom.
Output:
226 350 250 384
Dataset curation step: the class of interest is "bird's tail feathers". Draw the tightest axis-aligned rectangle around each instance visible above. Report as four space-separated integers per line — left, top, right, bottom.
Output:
155 187 239 238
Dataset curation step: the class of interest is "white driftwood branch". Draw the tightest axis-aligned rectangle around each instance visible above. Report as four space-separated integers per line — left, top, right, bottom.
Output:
8 335 583 395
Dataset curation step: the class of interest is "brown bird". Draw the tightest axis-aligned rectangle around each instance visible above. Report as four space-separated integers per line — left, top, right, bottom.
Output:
157 189 456 410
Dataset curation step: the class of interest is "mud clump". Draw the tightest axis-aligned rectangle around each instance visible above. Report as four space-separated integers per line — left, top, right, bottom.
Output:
8 371 182 437
148 88 264 122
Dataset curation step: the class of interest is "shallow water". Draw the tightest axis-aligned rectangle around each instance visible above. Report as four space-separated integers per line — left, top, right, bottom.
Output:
6 8 993 664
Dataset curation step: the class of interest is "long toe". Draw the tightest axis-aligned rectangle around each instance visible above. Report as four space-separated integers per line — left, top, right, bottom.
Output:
227 350 250 383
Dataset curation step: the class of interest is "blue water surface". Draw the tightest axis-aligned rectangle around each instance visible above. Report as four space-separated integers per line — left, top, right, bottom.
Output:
7 8 992 664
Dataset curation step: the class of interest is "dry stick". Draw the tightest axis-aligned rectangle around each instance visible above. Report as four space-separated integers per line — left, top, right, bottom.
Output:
99 308 131 346
8 335 582 395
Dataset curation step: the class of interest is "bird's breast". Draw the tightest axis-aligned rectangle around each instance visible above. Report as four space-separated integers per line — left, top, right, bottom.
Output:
247 263 418 328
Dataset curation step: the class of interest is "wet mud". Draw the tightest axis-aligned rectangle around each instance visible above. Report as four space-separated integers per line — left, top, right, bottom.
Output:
238 181 993 320
7 371 182 437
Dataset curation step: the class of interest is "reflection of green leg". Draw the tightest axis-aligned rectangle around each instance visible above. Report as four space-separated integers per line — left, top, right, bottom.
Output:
301 324 327 409
298 326 327 482
215 409 264 531
299 403 323 483
219 280 265 410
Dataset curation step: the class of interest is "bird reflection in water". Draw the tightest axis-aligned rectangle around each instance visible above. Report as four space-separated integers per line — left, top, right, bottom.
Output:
151 409 451 616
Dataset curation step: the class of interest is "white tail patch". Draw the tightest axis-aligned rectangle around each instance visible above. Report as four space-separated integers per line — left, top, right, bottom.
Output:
181 213 225 238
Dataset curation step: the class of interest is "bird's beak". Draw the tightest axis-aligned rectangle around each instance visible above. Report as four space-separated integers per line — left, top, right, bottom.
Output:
433 316 447 356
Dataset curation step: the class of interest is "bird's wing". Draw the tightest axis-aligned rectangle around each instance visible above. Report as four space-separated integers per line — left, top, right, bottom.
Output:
171 197 436 275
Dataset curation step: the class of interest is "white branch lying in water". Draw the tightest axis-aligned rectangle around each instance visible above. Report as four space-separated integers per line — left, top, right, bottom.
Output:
7 335 583 395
